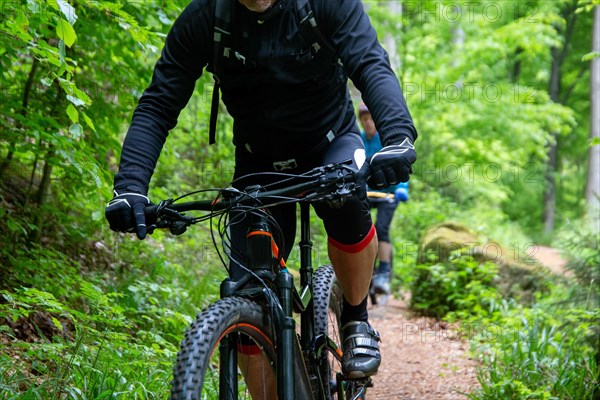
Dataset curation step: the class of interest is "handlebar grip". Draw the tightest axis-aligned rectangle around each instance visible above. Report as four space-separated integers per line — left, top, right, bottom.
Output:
144 204 158 218
354 161 371 200
355 161 370 187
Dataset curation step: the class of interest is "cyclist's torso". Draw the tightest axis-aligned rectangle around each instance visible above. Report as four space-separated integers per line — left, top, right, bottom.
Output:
113 0 417 195
209 0 354 159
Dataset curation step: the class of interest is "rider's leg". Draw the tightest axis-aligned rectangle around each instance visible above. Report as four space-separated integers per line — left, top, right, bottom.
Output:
239 353 278 400
378 241 392 263
373 200 397 277
377 240 392 279
314 132 382 377
328 232 378 306
326 226 382 378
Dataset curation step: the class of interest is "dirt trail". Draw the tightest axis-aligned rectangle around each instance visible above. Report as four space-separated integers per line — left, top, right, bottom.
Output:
367 297 480 399
366 245 568 399
531 245 569 276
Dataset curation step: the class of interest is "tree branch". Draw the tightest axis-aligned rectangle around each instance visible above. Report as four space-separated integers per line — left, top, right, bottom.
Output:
561 66 587 104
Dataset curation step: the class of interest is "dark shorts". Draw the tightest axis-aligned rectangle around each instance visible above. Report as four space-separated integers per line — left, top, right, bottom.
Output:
228 132 373 279
368 198 398 243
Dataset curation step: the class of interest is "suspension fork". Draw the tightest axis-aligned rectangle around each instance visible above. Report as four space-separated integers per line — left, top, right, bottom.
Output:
299 202 315 348
219 212 313 399
274 204 316 400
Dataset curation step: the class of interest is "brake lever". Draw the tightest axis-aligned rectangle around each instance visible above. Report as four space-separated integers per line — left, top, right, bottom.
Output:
146 201 195 236
170 220 189 235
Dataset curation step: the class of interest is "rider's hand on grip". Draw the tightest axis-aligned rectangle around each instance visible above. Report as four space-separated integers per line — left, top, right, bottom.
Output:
105 192 151 240
355 162 370 201
368 137 416 189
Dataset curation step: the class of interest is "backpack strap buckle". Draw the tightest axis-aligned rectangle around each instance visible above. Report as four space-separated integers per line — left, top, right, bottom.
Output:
273 159 298 171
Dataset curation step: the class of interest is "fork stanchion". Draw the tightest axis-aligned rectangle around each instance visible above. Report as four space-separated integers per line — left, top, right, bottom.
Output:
276 272 295 399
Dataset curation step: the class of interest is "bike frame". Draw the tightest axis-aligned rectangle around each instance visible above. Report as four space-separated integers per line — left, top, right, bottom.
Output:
218 202 324 400
149 161 362 400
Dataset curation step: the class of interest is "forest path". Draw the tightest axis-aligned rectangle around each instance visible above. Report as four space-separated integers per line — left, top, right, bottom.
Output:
366 245 568 399
367 296 479 400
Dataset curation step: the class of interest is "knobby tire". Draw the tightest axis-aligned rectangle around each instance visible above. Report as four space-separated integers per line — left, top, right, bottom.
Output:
314 265 365 400
170 297 276 400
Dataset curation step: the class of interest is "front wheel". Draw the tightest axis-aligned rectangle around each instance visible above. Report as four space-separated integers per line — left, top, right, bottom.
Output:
170 297 277 400
314 265 367 400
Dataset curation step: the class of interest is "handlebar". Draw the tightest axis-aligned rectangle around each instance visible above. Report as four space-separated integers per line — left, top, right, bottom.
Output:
144 160 369 235
366 191 394 199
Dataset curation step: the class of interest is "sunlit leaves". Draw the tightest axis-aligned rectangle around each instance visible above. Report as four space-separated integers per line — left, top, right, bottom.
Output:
56 18 76 47
582 51 600 61
66 104 78 123
56 0 78 25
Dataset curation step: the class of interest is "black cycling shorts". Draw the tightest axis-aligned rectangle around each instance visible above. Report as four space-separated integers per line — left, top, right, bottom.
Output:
228 132 373 280
369 198 398 243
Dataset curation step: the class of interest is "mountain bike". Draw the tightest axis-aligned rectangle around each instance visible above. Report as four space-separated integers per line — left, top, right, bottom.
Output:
145 160 372 400
366 192 396 307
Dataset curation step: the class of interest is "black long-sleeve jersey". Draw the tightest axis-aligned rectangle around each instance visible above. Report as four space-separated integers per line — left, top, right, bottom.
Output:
114 0 417 194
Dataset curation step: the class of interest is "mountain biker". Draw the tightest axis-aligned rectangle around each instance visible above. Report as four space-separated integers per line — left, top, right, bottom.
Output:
104 0 417 385
358 103 409 295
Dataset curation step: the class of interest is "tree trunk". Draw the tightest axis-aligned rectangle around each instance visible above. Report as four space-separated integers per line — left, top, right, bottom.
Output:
0 58 38 181
29 148 54 243
543 4 578 234
544 46 562 234
586 5 600 232
451 5 464 88
512 47 523 83
383 2 402 72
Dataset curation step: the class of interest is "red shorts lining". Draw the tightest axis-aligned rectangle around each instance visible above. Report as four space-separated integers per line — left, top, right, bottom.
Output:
328 224 376 253
237 343 263 355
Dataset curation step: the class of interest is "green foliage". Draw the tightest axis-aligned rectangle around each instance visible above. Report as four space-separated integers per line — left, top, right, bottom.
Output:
410 252 501 318
559 223 600 301
0 0 597 398
468 296 600 400
0 236 224 398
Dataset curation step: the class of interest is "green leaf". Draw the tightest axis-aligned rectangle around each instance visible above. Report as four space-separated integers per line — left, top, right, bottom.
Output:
69 123 83 139
74 87 92 105
56 0 77 25
7 219 27 235
51 317 63 331
66 104 79 123
40 77 53 87
66 95 85 107
590 137 600 147
58 39 66 64
56 18 76 47
582 52 600 62
82 112 96 131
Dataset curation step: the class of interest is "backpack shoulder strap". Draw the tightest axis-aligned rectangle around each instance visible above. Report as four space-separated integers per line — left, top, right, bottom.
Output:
294 0 337 57
209 0 233 145
296 0 349 147
210 0 339 145
212 0 233 83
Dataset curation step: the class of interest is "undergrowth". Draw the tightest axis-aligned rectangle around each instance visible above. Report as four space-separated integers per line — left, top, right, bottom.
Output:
401 220 600 399
0 228 223 398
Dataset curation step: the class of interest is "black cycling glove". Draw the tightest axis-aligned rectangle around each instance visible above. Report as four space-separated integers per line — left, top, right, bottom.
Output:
105 192 151 240
368 137 416 189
